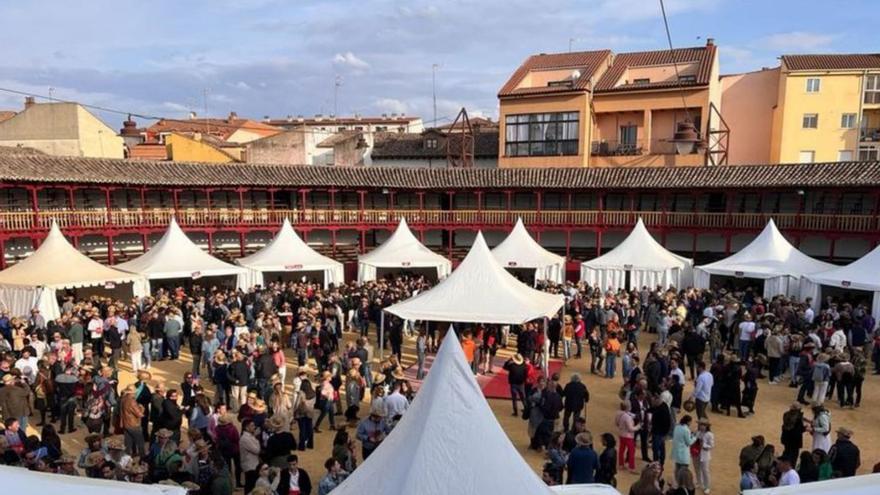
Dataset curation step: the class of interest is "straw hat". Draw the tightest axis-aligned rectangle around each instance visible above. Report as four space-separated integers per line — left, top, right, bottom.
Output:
836 427 854 438
698 418 712 427
372 372 386 385
266 415 285 431
193 439 210 452
369 403 386 417
106 437 125 450
270 373 282 386
391 367 406 380
512 353 524 365
1 374 13 384
126 462 149 475
83 451 106 468
252 399 267 413
155 428 174 439
159 480 181 487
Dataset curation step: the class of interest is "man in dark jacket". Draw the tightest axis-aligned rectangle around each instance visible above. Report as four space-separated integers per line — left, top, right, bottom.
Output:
649 395 673 467
829 427 860 477
159 389 183 443
567 431 599 484
561 373 589 431
278 454 313 495
503 354 527 416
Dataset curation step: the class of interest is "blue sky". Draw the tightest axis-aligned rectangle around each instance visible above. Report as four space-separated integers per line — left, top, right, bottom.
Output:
0 0 876 128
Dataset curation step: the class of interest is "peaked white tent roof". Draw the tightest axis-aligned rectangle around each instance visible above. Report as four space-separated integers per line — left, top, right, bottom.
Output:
801 244 880 322
331 332 557 495
1 465 186 495
115 218 245 281
492 218 566 283
695 219 835 298
581 218 693 290
385 231 563 324
236 218 344 288
0 222 145 319
358 217 452 282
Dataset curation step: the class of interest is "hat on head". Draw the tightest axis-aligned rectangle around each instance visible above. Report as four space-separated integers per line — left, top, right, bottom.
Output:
372 372 386 384
155 428 173 439
267 415 285 431
512 353 524 365
575 432 593 446
392 367 406 380
106 437 125 450
136 370 152 381
127 462 149 475
83 451 106 468
836 427 854 438
369 402 386 417
194 439 210 452
252 399 267 413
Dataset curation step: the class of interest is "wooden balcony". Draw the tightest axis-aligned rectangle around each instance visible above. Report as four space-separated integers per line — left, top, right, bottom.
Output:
0 208 876 234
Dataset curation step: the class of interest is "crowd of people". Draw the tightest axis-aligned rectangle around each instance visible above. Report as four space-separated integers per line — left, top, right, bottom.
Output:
0 275 877 495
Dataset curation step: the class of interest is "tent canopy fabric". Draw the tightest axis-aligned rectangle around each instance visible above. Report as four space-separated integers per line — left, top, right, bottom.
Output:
236 218 344 288
580 218 693 290
115 218 245 281
801 244 880 323
357 217 452 282
492 218 566 284
0 222 143 319
0 465 186 495
385 231 563 324
331 330 558 495
695 219 835 298
744 472 880 495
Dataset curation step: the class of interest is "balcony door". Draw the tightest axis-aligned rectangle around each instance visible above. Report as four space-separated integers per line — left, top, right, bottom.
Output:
619 125 638 153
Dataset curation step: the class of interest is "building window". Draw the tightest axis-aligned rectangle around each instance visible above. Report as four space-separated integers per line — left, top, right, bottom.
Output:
806 78 821 93
859 146 879 161
425 138 438 149
633 78 650 84
678 75 696 83
838 150 853 162
504 112 579 157
802 113 818 129
841 113 857 128
799 150 815 163
865 75 880 104
375 126 387 132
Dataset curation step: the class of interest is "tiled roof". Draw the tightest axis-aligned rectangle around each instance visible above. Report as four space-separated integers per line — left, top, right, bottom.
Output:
266 116 421 127
128 143 168 161
371 131 498 159
782 54 880 71
317 131 362 148
0 111 16 124
0 155 878 190
147 118 281 141
498 50 612 97
595 45 716 92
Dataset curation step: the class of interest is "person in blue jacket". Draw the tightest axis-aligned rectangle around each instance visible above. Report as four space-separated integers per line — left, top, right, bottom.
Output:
566 431 599 484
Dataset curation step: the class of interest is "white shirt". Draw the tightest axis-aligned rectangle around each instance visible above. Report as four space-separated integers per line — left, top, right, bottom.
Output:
384 391 409 419
804 307 815 324
738 321 756 341
88 318 104 338
779 468 800 486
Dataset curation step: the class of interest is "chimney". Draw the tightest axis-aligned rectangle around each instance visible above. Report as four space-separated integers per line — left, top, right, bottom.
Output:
24 96 36 109
706 38 715 46
227 111 238 122
119 115 140 137
189 111 198 119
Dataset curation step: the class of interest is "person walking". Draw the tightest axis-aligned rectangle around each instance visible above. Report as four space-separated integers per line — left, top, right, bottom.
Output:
780 403 806 461
828 427 860 477
671 415 697 481
694 419 714 494
566 431 599 484
561 373 589 431
810 404 832 453
503 353 527 417
614 401 639 473
690 361 712 420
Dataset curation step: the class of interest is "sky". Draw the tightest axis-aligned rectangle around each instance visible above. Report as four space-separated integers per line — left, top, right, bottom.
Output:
0 0 876 128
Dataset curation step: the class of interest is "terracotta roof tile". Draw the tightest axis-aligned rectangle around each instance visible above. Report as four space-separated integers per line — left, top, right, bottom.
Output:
0 155 878 191
781 54 880 71
595 45 716 92
498 50 612 97
147 118 280 141
128 143 168 161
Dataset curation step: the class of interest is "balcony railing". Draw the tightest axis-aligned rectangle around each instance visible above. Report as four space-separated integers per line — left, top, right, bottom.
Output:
860 127 880 142
0 208 875 234
864 92 880 105
591 140 644 156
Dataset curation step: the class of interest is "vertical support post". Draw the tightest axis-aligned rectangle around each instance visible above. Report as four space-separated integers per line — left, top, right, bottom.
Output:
543 317 550 378
207 231 214 254
331 230 337 258
104 187 113 226
379 311 385 360
359 230 366 255
0 238 6 270
596 229 603 257
237 188 245 223
565 229 572 260
141 232 149 253
28 186 39 229
67 187 76 210
107 235 115 265
238 231 246 257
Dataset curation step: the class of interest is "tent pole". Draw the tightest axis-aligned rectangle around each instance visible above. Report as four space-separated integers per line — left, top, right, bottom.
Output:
379 311 385 360
543 317 550 378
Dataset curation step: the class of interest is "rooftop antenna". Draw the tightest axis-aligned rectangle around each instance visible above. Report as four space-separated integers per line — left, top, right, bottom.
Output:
334 76 343 117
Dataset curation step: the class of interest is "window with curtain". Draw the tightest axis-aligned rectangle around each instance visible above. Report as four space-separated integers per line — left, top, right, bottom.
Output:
504 112 579 156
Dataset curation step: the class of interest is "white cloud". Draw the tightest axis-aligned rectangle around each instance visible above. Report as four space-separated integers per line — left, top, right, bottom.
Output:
762 31 835 51
332 51 370 70
374 97 408 114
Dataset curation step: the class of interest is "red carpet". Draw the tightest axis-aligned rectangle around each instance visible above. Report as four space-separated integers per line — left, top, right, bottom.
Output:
403 353 563 400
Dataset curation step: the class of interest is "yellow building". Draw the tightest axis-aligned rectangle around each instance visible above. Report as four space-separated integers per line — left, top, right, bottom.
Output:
497 40 724 168
165 133 237 163
0 98 124 158
770 54 880 163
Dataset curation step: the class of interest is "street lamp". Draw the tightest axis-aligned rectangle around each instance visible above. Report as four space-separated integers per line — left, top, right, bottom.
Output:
669 120 701 155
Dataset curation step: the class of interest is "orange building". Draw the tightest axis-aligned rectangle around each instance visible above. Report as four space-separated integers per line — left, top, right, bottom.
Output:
498 40 725 168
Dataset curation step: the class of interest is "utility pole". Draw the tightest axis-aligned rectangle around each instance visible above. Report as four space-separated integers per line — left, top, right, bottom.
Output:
569 38 577 52
203 88 210 134
432 64 439 128
334 76 343 117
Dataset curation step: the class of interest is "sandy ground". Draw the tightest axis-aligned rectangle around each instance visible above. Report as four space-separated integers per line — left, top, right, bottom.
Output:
49 330 880 495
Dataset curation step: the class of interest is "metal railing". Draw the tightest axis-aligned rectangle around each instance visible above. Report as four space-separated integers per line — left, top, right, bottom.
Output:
0 208 875 233
591 140 645 156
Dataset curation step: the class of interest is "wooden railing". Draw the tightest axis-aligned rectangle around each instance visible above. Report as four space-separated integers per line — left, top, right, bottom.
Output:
0 208 875 233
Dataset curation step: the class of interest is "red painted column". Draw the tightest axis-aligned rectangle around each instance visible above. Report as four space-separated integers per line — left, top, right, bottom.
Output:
0 238 6 269
107 235 115 265
596 229 603 257
535 191 542 225
331 230 337 257
237 188 245 222
67 187 76 210
207 231 214 254
565 229 571 260
238 231 246 257
27 186 39 229
141 232 149 253
359 230 366 254
104 187 113 226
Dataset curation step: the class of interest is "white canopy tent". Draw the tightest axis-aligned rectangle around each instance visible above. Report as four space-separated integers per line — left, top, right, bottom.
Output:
331 328 618 495
115 218 245 293
801 244 880 323
0 465 186 495
235 218 344 289
744 473 880 495
695 219 835 298
580 218 693 291
492 217 566 284
0 221 146 320
385 231 564 324
357 217 451 282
